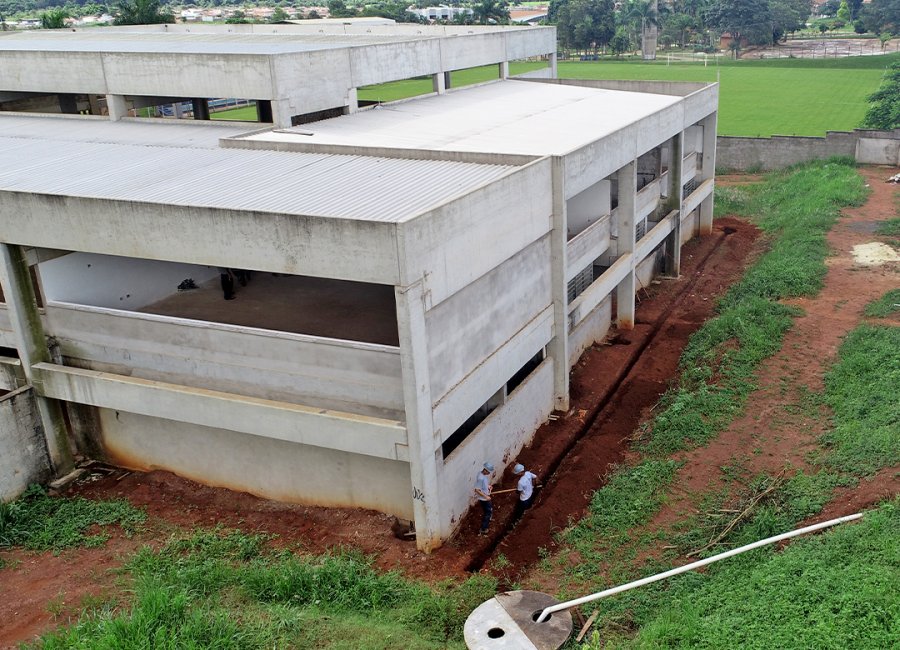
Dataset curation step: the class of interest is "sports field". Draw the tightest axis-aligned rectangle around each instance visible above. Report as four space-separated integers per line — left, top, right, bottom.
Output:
210 53 898 136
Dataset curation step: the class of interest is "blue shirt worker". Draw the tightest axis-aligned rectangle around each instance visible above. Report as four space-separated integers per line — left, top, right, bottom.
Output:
474 462 494 535
513 463 538 520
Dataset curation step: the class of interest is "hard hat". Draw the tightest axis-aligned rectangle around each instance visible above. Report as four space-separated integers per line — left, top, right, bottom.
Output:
513 463 525 474
483 462 495 472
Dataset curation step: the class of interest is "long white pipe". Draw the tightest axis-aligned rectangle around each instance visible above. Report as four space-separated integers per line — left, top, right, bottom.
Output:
536 512 864 623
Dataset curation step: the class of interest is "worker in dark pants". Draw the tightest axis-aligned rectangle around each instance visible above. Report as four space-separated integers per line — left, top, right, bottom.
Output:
513 463 538 520
219 268 236 300
474 461 494 536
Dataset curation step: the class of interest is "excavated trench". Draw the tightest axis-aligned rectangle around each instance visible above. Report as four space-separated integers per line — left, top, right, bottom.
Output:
457 218 759 577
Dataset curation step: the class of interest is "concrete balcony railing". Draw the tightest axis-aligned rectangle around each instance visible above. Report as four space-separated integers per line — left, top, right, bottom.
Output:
566 214 610 282
41 301 404 420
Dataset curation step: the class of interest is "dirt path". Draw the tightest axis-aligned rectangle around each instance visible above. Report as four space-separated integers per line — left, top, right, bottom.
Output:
649 166 900 531
461 218 761 578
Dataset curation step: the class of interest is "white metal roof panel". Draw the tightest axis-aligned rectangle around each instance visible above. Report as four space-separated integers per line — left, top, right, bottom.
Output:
0 114 250 149
0 118 513 222
245 80 682 156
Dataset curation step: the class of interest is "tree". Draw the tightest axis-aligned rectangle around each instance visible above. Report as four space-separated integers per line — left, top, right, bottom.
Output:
555 0 615 53
609 25 633 55
269 6 286 21
861 0 900 35
473 0 509 24
40 6 67 26
837 0 850 22
704 0 772 56
114 0 173 24
327 0 356 18
862 61 900 129
848 0 863 19
770 0 811 41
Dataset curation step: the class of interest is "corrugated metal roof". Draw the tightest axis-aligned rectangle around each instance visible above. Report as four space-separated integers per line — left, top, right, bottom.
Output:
244 80 681 156
0 114 249 149
0 117 514 222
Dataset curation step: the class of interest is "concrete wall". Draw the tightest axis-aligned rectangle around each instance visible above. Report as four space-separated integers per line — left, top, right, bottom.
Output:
437 358 553 538
0 305 14 348
40 253 219 311
567 179 610 238
717 129 900 171
0 387 51 502
425 236 552 410
97 407 414 518
43 302 403 419
568 295 611 367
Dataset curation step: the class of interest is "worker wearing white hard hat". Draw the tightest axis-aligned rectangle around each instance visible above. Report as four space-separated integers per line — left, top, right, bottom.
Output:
513 463 538 520
474 461 495 535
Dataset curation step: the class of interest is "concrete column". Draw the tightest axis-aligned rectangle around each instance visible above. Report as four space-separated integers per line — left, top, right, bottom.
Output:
699 112 718 235
106 94 128 121
270 99 294 127
664 131 684 277
443 71 452 90
344 87 359 114
499 60 509 79
549 52 558 78
549 157 570 411
616 161 637 330
191 98 210 120
432 72 446 94
395 281 442 552
0 244 74 476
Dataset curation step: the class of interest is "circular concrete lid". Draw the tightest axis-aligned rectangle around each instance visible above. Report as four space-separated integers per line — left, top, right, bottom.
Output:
463 590 573 650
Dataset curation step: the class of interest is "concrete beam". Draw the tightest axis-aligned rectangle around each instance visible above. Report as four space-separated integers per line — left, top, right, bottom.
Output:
0 244 74 475
549 157 569 410
23 248 72 267
682 179 714 219
395 281 442 552
616 161 637 330
699 112 717 235
566 214 610 283
31 362 408 462
0 356 26 391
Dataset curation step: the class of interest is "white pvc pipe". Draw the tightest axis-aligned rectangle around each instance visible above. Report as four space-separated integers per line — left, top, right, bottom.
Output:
536 512 864 623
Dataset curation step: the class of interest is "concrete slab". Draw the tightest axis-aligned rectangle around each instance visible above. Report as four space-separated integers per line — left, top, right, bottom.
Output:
139 273 398 346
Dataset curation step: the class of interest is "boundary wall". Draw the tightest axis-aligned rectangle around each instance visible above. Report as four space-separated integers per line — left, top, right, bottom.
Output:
0 387 51 501
717 129 900 171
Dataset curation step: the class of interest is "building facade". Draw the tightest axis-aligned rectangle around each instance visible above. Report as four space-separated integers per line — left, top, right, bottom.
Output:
0 25 716 550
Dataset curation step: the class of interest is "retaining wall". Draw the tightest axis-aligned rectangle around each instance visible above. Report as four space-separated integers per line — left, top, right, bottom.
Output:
717 129 900 171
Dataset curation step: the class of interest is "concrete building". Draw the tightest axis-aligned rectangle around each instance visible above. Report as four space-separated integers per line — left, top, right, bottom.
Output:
0 25 717 550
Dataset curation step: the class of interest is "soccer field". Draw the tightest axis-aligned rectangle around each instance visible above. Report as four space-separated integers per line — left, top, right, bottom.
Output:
215 53 898 136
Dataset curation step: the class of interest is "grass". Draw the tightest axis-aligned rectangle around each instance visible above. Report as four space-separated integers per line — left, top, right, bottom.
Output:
550 159 870 636
357 54 900 136
820 323 900 475
580 498 900 649
30 528 496 649
0 484 145 552
210 105 260 121
875 217 900 237
864 288 900 318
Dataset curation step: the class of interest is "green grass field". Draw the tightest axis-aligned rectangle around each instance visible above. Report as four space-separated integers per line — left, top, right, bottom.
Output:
357 53 900 137
210 105 260 121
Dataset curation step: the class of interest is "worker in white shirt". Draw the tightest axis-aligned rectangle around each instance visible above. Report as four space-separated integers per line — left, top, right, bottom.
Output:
474 461 495 535
513 463 538 520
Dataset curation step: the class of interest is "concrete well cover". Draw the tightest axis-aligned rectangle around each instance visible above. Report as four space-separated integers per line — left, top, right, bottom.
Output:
463 590 573 650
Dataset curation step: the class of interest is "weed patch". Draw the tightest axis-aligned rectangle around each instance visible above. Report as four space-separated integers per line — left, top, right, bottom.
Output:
864 288 900 318
30 528 496 649
876 217 900 237
0 485 145 552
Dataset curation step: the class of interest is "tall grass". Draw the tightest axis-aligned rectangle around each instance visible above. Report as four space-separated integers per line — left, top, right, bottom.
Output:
31 528 497 649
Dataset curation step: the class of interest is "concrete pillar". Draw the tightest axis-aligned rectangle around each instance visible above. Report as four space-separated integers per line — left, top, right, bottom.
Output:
549 52 558 78
0 244 74 476
106 94 128 121
395 281 442 552
699 112 717 235
344 87 359 114
664 131 684 277
499 60 509 79
443 71 452 91
87 94 103 116
191 98 210 120
432 72 446 94
616 161 637 330
549 157 570 411
270 99 294 127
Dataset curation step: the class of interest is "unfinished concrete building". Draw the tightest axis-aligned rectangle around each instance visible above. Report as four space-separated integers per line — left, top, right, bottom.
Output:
0 24 717 550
